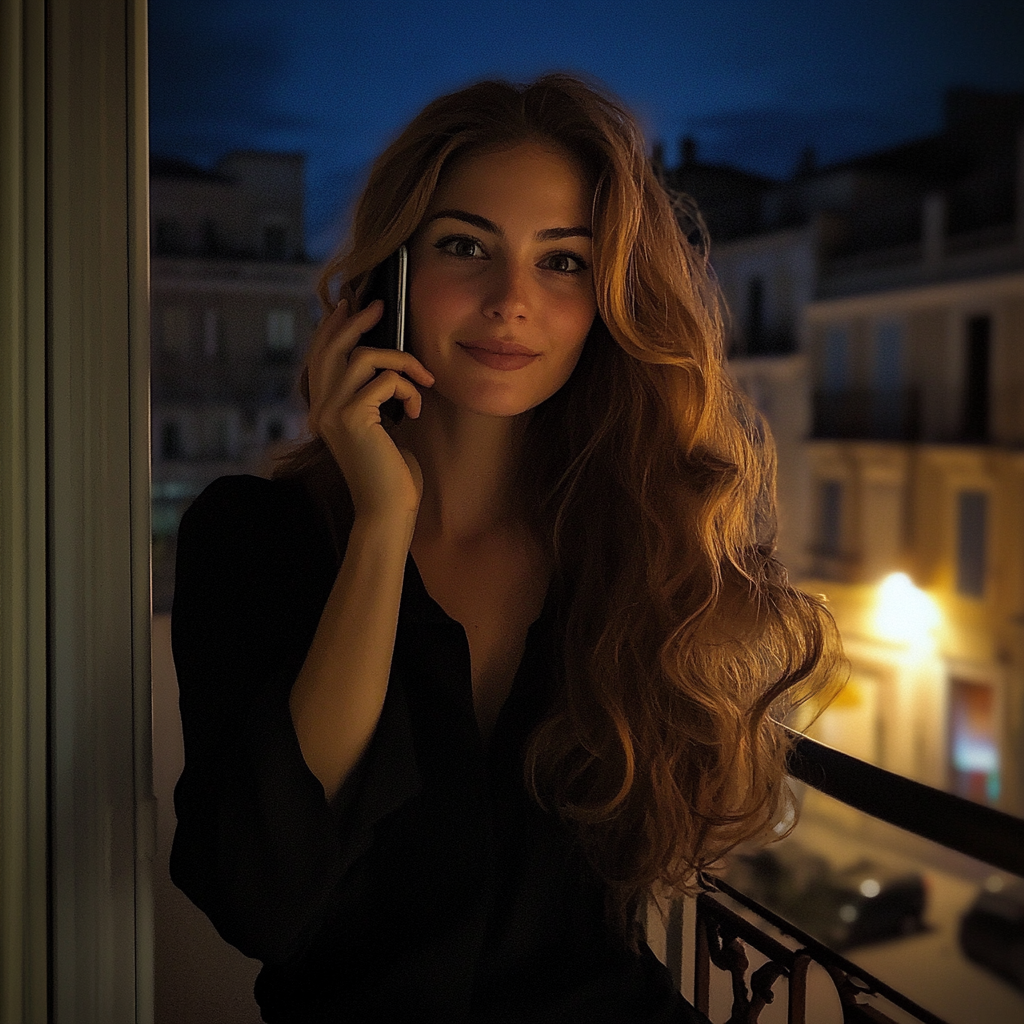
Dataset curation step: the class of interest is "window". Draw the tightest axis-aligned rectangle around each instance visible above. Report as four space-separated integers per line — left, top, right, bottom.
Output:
956 489 988 597
872 320 904 437
873 320 902 392
963 314 991 441
949 678 999 803
202 308 220 358
266 308 296 363
817 479 843 557
161 305 190 355
822 325 849 392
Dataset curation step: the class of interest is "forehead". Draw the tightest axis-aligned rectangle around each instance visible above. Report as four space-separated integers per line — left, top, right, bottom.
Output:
428 142 593 225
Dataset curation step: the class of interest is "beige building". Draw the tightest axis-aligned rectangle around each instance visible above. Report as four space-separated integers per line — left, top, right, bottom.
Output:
802 128 1024 817
713 220 834 577
663 92 1024 817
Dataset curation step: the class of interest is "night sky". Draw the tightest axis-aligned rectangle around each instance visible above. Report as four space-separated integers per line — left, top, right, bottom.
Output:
148 0 1024 257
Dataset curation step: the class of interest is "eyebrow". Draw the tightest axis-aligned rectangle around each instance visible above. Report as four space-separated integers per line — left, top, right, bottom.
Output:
426 208 592 241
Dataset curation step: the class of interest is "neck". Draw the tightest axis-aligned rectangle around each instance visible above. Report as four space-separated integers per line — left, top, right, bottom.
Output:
392 393 527 543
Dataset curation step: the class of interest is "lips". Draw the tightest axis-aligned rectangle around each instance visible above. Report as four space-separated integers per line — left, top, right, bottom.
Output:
457 340 540 371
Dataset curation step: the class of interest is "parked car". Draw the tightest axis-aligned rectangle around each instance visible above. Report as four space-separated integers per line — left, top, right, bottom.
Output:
723 841 927 951
959 876 1024 990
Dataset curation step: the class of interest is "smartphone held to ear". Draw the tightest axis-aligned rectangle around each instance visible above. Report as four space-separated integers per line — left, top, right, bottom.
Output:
357 245 409 422
360 245 408 351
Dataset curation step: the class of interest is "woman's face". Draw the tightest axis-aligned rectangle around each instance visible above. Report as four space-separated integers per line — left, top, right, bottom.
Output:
407 141 597 418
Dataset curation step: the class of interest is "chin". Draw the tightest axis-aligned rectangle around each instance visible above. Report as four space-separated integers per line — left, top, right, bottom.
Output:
435 379 560 419
450 394 542 419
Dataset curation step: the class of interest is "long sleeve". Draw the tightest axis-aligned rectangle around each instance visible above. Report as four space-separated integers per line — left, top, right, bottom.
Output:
169 475 420 965
166 477 701 1022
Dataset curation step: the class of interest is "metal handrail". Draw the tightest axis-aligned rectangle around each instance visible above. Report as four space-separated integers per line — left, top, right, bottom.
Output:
784 728 1024 877
698 876 951 1024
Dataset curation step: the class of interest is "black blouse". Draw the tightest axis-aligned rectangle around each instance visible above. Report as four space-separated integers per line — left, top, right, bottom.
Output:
170 475 706 1023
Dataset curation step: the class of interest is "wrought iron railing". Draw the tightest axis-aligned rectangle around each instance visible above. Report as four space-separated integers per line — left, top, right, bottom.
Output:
812 388 921 441
679 730 1024 1024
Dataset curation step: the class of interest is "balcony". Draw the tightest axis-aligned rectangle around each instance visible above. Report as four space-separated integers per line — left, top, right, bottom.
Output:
658 732 1024 1023
151 605 1024 1021
813 389 921 441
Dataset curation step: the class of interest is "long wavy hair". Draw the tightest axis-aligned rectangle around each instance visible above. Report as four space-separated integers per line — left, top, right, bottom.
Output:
276 74 844 938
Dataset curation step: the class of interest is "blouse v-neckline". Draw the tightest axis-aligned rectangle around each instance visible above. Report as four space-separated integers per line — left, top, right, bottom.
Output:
400 553 557 753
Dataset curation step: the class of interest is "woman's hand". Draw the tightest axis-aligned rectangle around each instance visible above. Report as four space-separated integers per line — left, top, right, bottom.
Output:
306 299 433 523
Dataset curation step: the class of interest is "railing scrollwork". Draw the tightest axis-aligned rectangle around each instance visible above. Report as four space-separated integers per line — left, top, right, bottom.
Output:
683 730 1024 1024
694 879 947 1024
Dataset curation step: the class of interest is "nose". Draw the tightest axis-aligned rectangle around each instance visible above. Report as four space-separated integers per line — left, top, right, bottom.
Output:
482 260 529 323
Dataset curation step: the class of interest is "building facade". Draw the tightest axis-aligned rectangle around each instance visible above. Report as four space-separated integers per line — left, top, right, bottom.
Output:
666 91 1024 815
801 119 1024 817
150 152 317 607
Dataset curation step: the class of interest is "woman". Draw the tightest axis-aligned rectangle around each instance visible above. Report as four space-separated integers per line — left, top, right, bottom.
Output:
170 74 841 1023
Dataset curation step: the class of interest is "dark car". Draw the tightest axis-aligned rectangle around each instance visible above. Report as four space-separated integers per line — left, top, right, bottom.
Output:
959 876 1024 990
723 841 927 951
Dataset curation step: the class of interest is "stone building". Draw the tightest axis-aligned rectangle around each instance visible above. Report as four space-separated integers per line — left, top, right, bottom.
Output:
802 120 1024 814
664 90 1024 813
150 151 317 607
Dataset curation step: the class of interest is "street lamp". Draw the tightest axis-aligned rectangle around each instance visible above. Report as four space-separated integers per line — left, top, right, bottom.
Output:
873 572 941 650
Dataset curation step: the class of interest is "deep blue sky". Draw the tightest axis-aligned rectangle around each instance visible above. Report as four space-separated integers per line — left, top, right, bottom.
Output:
149 0 1024 257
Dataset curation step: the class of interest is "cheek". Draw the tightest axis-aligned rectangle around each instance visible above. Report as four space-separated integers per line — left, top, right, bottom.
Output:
547 318 593 394
555 300 597 361
407 269 466 350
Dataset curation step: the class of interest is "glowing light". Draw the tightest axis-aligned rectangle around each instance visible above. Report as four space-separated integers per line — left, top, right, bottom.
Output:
953 737 998 773
838 904 859 922
873 573 941 649
859 879 881 898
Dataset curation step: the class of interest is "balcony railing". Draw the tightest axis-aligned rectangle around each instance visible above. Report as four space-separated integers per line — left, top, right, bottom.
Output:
812 388 921 441
670 731 1024 1023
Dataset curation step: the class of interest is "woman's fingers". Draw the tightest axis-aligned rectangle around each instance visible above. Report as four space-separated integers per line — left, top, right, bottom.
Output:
307 342 434 441
308 299 380 378
310 348 434 424
308 300 433 408
359 369 426 420
335 299 386 354
341 347 434 395
303 299 431 519
309 300 381 381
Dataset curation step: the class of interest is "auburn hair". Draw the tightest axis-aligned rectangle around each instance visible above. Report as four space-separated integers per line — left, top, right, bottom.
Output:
276 74 844 938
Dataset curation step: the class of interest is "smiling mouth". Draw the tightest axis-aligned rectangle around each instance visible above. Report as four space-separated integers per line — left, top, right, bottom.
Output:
457 341 540 370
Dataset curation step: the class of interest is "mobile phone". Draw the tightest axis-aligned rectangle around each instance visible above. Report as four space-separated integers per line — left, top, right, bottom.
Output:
360 244 408 351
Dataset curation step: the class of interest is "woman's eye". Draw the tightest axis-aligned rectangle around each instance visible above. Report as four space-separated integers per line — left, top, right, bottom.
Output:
436 236 484 259
541 252 588 274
